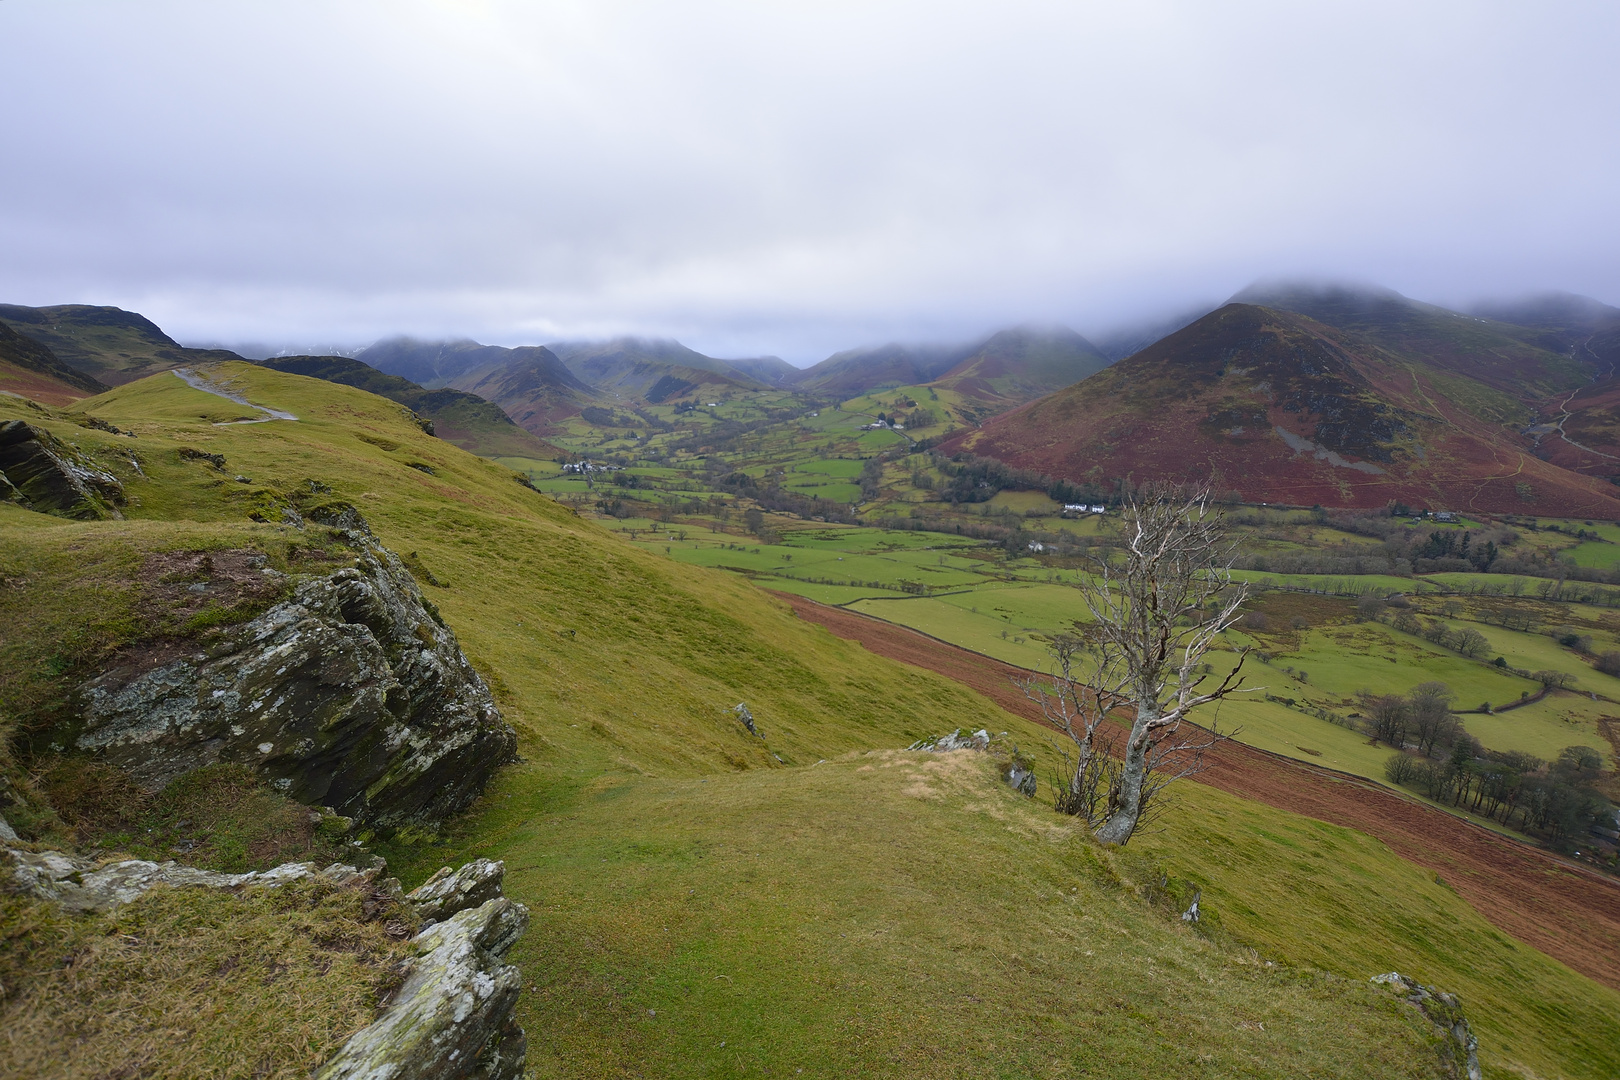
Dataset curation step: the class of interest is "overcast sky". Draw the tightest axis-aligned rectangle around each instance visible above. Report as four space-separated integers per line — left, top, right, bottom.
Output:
2 1 1617 364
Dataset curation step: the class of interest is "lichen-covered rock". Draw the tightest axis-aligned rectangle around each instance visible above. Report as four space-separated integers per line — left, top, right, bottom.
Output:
407 858 506 923
0 418 125 519
1002 751 1037 798
317 897 529 1080
70 536 516 828
907 728 990 752
7 844 531 1079
1371 972 1482 1080
4 847 387 914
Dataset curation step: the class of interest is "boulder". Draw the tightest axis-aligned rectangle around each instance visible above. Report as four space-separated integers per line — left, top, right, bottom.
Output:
70 535 516 828
407 858 507 923
1001 746 1037 797
0 419 125 519
317 897 530 1080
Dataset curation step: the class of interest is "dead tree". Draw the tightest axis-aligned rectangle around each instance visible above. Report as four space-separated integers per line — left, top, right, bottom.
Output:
1016 635 1122 826
1075 483 1254 846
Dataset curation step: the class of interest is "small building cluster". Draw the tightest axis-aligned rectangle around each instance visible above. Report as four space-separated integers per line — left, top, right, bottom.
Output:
1063 504 1106 515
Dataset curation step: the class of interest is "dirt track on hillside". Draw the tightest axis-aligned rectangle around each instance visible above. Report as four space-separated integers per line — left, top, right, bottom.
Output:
774 591 1620 992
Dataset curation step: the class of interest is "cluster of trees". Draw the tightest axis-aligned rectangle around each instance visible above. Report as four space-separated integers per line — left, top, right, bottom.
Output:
930 453 1110 507
859 457 884 501
1358 595 1603 686
1413 529 1500 572
715 470 864 527
1386 744 1614 849
1363 683 1462 754
1332 508 1620 590
1366 683 1615 849
579 405 639 428
1384 610 1491 658
1357 595 1494 659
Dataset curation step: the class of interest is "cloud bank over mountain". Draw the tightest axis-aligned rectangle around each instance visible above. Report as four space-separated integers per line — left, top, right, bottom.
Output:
1 1 1616 362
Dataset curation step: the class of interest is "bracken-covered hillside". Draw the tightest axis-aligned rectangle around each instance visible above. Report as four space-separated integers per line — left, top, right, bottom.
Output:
948 303 1620 516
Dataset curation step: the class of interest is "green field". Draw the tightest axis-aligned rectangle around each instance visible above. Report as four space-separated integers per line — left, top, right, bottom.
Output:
1194 695 1397 779
1463 693 1615 767
1565 540 1620 569
1253 623 1535 707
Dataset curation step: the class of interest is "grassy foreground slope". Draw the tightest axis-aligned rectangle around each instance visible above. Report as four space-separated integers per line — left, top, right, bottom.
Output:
4 364 1618 1078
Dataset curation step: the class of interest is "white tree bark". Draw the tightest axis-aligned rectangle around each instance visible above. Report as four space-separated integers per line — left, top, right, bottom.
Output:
1077 484 1254 846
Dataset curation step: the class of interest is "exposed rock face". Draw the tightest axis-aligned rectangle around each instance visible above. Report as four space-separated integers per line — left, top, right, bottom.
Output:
70 535 516 828
0 419 125 519
6 846 531 1080
5 847 387 914
407 858 507 923
1002 750 1037 797
1371 972 1482 1080
317 895 529 1080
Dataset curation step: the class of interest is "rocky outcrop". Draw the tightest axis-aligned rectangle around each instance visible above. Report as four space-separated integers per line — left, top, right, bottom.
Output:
69 534 516 828
1371 972 1482 1080
6 845 531 1080
318 896 529 1080
907 728 991 752
0 419 125 519
4 846 392 914
406 858 507 923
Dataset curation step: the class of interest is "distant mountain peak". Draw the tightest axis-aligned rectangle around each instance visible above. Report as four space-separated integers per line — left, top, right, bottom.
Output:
1229 279 1412 311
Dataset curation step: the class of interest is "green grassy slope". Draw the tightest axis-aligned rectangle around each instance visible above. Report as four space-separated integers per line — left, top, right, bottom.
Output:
5 363 1619 1078
252 353 562 460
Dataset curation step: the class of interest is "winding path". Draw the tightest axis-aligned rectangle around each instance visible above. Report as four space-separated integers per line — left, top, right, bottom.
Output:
172 367 298 424
774 590 1620 992
1529 336 1619 462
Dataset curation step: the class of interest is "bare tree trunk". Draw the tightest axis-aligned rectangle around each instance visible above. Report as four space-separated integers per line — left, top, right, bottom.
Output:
1067 482 1256 846
1095 703 1157 844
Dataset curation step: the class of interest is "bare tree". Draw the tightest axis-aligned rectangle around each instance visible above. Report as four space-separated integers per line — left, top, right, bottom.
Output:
1022 483 1254 846
1363 693 1412 748
1016 636 1122 825
1408 682 1457 756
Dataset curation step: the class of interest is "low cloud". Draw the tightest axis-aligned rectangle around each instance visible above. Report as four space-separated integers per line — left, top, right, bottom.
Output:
1 1 1615 363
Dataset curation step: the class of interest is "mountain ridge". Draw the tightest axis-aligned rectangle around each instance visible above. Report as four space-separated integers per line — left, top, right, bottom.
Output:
947 302 1620 516
0 303 247 386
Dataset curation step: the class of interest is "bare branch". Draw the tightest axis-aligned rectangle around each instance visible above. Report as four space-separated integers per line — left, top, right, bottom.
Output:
1076 482 1256 846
